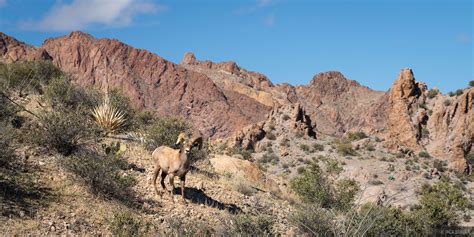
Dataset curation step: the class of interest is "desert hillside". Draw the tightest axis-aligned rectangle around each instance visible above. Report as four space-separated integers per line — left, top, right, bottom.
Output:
0 32 473 235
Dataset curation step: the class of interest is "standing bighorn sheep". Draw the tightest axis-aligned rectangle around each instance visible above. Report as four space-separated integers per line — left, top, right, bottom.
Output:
152 133 203 203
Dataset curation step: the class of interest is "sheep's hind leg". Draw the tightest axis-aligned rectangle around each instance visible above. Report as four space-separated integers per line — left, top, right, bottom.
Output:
180 176 187 204
160 172 167 196
168 174 175 202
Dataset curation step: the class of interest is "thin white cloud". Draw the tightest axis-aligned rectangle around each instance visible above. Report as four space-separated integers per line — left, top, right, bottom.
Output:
0 0 6 7
456 33 471 43
21 0 165 31
263 14 275 27
235 0 275 14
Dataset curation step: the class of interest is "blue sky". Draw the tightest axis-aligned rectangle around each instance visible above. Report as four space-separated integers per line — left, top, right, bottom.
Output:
0 0 472 93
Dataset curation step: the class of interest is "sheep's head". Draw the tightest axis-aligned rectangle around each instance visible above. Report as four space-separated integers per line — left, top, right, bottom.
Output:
183 136 203 154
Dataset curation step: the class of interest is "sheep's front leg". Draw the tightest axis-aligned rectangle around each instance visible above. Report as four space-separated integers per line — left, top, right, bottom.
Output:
168 174 175 202
180 176 186 204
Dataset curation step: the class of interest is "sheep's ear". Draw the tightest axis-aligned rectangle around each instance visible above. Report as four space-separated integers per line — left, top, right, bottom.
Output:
190 137 203 150
175 132 188 145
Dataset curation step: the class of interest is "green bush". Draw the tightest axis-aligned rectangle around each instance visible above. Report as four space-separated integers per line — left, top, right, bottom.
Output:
433 159 446 172
455 89 463 96
0 61 62 96
290 204 333 236
426 89 439 99
143 117 190 148
32 108 99 155
228 146 253 160
259 152 279 165
469 80 474 87
282 114 290 121
335 139 357 156
299 144 310 152
413 181 469 227
348 131 367 141
265 131 276 140
312 143 324 151
232 214 275 236
109 210 143 237
443 99 451 107
44 76 100 111
351 203 425 236
0 126 15 167
290 162 358 211
62 148 137 201
418 151 431 158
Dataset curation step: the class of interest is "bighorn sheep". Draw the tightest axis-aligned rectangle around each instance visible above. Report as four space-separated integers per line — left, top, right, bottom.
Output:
152 133 203 203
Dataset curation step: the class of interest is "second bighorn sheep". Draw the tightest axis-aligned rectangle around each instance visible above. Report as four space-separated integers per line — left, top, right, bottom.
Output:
152 133 203 203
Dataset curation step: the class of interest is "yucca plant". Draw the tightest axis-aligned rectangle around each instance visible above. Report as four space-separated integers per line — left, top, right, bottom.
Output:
92 96 126 133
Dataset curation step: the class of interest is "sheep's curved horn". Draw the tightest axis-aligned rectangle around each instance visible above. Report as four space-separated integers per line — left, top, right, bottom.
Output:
189 136 203 150
175 133 188 146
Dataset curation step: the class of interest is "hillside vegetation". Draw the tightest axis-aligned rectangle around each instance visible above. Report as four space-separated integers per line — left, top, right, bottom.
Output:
0 61 472 235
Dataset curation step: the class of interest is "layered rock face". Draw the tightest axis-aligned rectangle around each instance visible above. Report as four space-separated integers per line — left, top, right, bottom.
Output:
426 88 473 172
295 71 387 135
0 32 43 63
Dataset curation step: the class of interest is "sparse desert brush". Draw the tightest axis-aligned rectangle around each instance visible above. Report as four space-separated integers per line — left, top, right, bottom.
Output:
62 148 137 202
32 108 99 155
335 139 357 156
141 116 189 148
44 76 100 110
347 131 367 141
426 89 439 99
109 209 150 236
290 162 358 211
230 214 275 236
0 126 16 167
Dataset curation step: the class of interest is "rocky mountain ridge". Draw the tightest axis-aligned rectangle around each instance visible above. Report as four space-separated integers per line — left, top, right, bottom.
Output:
0 31 471 172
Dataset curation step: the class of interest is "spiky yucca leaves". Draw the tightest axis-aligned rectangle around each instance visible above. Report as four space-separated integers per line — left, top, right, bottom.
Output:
92 99 127 133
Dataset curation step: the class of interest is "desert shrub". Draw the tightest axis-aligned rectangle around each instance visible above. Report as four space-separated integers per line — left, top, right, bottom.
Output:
312 143 324 151
290 162 358 211
366 144 375 151
143 117 190 148
469 80 474 87
421 128 429 138
351 203 425 236
290 204 333 236
368 179 384 185
418 151 430 158
466 153 474 164
265 131 276 140
433 159 446 172
443 99 451 106
109 210 143 237
412 181 469 227
259 152 279 165
419 103 428 110
455 89 463 96
0 61 62 96
282 114 290 121
426 89 439 99
232 214 275 236
335 139 357 156
0 126 15 167
32 109 99 155
0 94 18 122
279 138 290 147
235 180 256 196
62 148 137 201
44 76 100 111
227 146 253 160
448 91 455 97
348 131 367 141
299 144 310 152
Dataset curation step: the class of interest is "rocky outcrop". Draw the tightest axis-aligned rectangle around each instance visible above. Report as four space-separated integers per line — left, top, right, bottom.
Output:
296 71 387 135
231 103 316 150
385 68 426 153
180 52 275 107
0 32 37 63
427 88 473 173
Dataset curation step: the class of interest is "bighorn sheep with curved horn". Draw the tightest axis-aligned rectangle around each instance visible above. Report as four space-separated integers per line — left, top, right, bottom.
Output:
152 133 203 203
